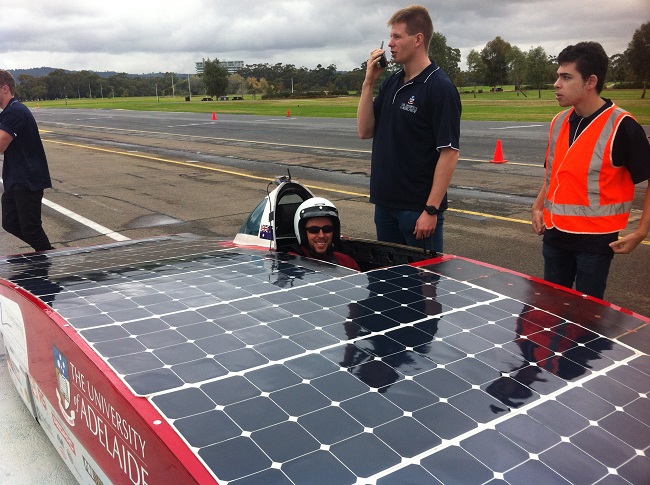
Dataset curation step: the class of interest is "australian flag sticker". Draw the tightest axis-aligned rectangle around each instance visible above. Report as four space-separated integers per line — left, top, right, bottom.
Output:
260 224 274 241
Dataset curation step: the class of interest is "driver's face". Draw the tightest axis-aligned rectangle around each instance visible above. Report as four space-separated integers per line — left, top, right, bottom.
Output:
305 216 333 256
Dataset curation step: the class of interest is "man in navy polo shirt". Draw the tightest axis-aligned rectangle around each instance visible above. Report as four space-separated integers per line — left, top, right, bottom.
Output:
357 5 461 253
0 69 54 251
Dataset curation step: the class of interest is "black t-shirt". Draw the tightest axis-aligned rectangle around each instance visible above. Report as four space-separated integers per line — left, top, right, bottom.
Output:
0 98 52 191
544 99 650 253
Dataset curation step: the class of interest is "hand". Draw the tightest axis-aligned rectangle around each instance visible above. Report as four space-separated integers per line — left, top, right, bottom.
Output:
531 207 545 235
609 232 646 254
413 213 437 240
364 48 386 82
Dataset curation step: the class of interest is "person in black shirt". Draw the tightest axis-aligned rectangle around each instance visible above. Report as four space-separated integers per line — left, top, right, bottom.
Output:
0 69 54 251
357 5 461 253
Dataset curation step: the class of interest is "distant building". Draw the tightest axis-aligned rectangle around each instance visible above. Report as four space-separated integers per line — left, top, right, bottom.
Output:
195 59 244 75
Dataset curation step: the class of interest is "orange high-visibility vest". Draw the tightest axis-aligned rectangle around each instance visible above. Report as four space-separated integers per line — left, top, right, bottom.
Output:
543 105 635 234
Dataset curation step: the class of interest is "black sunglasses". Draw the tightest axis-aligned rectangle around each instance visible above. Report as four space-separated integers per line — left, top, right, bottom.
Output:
305 225 334 234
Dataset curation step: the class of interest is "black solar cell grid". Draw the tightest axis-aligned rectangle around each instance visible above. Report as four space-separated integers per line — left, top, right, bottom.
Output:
1 235 647 484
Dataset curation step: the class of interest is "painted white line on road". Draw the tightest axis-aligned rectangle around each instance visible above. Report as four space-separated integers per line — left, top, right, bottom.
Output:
1 177 129 241
41 198 130 242
47 122 360 153
167 123 218 128
489 125 544 130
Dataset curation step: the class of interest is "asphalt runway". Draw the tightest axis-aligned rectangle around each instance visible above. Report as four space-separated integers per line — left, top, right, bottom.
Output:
0 108 648 484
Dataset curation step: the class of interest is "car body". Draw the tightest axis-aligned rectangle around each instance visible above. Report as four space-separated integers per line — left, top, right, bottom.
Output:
1 178 649 484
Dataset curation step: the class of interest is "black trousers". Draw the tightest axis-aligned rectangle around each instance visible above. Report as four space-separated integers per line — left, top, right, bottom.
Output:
2 189 54 251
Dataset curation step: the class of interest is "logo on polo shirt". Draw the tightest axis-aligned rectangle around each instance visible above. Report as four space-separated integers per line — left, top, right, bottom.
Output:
400 96 418 113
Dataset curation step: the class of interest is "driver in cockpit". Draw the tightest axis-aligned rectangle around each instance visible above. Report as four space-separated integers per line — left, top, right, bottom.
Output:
288 197 360 271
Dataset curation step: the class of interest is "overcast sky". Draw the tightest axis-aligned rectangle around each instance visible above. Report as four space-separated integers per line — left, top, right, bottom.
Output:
3 1 648 75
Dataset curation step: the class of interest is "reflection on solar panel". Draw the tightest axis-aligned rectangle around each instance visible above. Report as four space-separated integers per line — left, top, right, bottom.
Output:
1 234 648 484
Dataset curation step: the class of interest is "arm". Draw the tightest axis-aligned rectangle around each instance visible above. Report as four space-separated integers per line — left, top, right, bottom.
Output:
532 180 547 235
413 147 458 239
609 181 650 254
357 48 386 139
0 129 13 153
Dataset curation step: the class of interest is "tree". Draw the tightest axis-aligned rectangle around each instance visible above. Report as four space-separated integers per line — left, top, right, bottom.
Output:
609 53 630 84
228 73 247 95
465 49 486 96
42 69 69 99
67 70 101 99
428 31 461 82
190 74 205 95
526 46 553 98
332 66 366 93
105 73 132 98
247 77 270 99
17 74 47 100
507 46 526 93
452 71 465 88
310 64 338 91
481 36 512 89
202 59 229 98
625 21 650 98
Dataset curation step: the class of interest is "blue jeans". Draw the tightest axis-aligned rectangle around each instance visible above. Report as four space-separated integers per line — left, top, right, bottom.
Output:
374 205 444 253
542 243 613 300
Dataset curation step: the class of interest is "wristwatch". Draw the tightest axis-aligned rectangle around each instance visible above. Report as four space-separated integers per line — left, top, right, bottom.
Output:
424 205 441 215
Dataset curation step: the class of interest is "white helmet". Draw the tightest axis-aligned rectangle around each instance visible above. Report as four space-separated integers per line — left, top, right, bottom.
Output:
293 197 341 246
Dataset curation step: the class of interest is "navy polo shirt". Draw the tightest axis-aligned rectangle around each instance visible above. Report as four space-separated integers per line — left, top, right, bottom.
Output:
0 98 52 191
370 62 461 211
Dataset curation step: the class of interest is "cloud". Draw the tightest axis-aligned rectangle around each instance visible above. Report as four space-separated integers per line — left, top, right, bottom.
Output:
2 0 648 74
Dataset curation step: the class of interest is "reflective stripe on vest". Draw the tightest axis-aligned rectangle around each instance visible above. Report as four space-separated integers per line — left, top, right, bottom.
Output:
543 105 635 234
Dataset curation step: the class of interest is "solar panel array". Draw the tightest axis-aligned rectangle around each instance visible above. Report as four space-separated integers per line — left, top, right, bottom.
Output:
1 235 648 484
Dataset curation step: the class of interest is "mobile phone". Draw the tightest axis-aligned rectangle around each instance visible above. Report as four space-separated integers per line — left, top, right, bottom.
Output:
378 41 388 68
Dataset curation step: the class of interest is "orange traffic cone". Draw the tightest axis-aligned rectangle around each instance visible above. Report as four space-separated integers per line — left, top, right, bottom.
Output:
491 140 507 164
286 109 291 117
211 112 217 120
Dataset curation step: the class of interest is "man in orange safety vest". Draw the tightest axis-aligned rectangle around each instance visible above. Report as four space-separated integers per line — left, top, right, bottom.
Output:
531 42 650 300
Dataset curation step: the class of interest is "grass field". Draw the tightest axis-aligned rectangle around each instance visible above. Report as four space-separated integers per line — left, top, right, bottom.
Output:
25 87 650 124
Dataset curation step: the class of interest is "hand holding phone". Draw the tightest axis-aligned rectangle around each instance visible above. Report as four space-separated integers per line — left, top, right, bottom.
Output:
378 41 388 68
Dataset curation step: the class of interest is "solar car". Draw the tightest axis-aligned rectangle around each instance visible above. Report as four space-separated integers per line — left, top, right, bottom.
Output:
1 177 648 484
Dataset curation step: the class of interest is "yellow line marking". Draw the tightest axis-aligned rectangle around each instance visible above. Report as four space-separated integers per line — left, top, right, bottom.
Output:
45 139 272 181
446 208 529 224
42 139 649 246
460 157 540 167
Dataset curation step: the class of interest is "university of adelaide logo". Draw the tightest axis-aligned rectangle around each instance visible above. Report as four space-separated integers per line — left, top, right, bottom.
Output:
54 345 76 425
400 96 418 113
